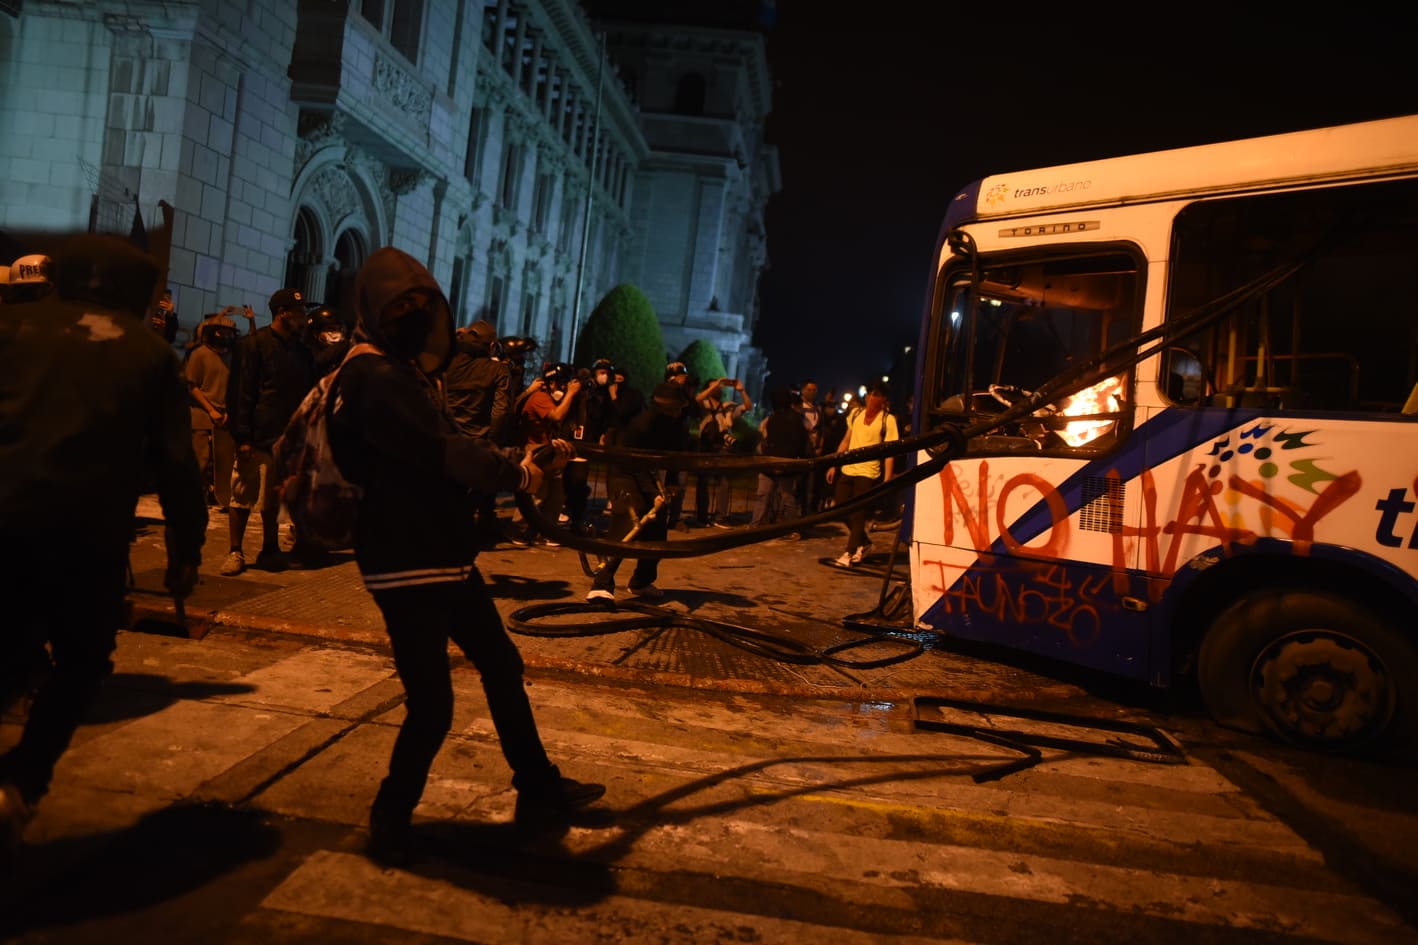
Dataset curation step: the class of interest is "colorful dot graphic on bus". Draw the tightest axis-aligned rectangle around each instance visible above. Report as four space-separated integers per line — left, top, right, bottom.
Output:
984 183 1009 208
1205 426 1338 494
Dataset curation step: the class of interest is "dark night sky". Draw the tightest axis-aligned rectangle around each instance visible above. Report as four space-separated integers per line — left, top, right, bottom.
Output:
590 4 1418 400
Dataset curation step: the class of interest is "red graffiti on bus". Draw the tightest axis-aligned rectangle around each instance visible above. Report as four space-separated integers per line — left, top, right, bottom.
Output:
927 460 1363 624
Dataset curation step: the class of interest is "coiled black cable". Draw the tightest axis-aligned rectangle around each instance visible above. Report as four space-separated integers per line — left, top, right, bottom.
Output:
506 599 923 670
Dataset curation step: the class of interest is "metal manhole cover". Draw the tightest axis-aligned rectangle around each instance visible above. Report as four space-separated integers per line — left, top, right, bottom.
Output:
129 568 282 610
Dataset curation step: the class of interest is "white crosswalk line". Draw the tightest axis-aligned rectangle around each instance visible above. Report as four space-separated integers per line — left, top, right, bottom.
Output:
262 850 973 945
208 647 394 713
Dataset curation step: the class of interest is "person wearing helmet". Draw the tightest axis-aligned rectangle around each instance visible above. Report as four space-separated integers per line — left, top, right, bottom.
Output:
444 319 513 547
561 357 620 533
696 376 753 528
507 360 581 546
497 335 539 400
445 320 512 442
306 304 352 376
661 361 716 528
1 254 54 305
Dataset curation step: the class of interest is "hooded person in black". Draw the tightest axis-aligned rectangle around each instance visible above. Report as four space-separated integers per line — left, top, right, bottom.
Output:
327 246 604 861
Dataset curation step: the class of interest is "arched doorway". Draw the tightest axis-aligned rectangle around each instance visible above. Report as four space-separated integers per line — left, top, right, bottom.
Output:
327 228 366 325
284 206 322 295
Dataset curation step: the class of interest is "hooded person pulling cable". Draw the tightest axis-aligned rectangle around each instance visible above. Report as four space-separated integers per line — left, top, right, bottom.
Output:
326 246 604 862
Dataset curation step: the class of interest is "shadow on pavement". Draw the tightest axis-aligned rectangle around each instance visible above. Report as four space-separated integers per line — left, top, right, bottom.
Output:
484 573 576 601
669 588 758 610
82 672 257 725
407 819 617 906
0 802 280 936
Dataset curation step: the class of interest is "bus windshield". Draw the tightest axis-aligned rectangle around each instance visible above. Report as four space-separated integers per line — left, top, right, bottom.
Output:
928 250 1142 454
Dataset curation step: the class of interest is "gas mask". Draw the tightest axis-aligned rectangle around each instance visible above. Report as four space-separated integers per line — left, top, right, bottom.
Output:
318 328 345 346
550 388 565 403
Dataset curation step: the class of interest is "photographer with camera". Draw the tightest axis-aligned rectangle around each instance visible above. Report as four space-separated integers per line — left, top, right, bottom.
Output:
695 376 752 528
497 335 539 404
508 360 581 546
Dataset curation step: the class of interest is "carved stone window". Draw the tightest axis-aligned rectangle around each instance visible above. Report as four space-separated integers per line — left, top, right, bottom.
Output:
674 73 706 116
359 0 424 66
497 141 523 212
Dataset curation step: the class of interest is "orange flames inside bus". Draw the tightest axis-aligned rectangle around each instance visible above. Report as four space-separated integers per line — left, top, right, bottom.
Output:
1057 375 1123 447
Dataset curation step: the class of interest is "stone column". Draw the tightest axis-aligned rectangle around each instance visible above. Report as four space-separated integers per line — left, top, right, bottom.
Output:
492 0 509 59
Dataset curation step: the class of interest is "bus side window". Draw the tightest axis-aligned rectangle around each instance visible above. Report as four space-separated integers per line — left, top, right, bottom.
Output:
1167 179 1418 414
1162 347 1207 406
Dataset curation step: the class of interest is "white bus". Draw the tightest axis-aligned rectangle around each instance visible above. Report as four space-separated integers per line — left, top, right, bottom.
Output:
908 114 1418 753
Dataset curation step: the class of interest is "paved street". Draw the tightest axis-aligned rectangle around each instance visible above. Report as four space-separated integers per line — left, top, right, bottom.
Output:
2 496 1416 944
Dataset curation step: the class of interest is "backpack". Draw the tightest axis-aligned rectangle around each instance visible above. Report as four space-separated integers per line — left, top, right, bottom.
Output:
274 342 379 550
497 384 539 447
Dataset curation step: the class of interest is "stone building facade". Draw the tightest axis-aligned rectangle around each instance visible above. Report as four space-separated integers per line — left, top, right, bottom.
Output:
0 0 778 384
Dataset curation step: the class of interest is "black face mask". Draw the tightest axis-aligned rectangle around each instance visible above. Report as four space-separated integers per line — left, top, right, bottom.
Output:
383 308 433 360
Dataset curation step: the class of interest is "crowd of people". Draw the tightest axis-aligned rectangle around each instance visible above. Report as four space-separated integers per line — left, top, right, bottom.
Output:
0 237 910 867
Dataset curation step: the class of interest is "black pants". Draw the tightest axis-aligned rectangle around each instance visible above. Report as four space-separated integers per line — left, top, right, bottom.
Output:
369 570 557 818
563 458 591 527
0 544 125 805
592 471 665 592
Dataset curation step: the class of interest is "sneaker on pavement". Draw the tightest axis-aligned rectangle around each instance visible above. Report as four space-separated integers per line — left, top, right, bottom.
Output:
253 549 288 571
514 775 607 827
776 531 802 542
851 544 868 564
712 519 733 529
834 552 854 568
627 582 664 601
219 550 245 576
366 805 414 868
585 587 615 603
288 544 334 570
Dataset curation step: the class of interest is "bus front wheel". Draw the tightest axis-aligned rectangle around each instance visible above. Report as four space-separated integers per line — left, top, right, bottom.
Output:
1197 589 1418 754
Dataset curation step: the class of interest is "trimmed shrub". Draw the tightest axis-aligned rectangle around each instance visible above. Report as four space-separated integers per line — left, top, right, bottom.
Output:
573 283 665 397
677 338 727 388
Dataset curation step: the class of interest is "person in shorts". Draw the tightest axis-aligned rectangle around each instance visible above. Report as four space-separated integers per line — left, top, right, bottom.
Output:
221 287 315 574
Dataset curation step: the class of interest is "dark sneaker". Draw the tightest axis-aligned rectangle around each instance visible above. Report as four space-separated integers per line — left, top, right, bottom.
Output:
627 582 664 601
365 805 413 867
288 545 334 569
253 549 288 571
514 776 607 827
